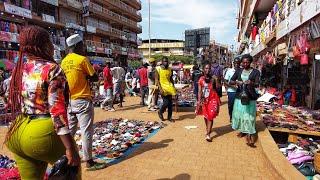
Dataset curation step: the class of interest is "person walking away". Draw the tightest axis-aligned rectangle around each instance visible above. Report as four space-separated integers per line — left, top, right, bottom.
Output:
224 58 241 122
5 26 80 179
138 62 148 106
211 60 223 97
101 62 115 111
230 54 260 147
61 34 106 170
191 64 202 101
125 70 135 96
111 62 126 107
156 57 176 122
147 58 159 111
197 63 220 142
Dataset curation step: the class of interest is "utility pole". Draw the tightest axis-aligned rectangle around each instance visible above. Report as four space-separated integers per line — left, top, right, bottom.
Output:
148 0 151 59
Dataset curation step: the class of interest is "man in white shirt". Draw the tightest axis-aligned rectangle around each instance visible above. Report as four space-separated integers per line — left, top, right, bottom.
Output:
224 58 241 122
111 62 126 107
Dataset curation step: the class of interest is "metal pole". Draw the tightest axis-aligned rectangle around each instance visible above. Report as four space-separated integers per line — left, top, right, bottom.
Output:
148 0 151 59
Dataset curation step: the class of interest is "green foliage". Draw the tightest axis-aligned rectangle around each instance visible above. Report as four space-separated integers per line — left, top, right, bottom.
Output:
151 55 194 65
128 60 141 69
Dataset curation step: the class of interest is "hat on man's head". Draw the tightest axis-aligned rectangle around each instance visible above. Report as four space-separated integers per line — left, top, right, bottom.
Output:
66 34 83 47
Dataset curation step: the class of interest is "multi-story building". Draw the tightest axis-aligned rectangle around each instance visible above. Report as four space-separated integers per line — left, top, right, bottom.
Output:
200 41 232 65
138 39 185 57
237 0 320 108
0 0 142 66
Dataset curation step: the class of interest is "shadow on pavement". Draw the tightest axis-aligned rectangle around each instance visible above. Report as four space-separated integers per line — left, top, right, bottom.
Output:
116 104 142 111
178 113 196 121
211 124 234 139
157 173 191 180
107 139 174 167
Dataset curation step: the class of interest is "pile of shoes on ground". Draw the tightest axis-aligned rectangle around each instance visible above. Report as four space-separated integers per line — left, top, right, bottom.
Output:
258 102 320 131
177 87 196 107
75 119 165 160
0 154 20 179
278 137 320 178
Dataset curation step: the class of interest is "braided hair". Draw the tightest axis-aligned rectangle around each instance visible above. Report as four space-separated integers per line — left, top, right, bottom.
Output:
6 26 56 142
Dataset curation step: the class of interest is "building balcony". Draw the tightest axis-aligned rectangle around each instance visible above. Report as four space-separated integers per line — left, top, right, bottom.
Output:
88 2 141 33
59 0 83 13
107 0 142 22
122 0 141 10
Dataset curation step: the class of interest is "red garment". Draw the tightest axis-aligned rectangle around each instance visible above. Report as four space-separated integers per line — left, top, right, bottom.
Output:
290 89 297 106
251 26 258 41
103 67 113 89
197 76 220 121
267 87 277 95
138 67 148 87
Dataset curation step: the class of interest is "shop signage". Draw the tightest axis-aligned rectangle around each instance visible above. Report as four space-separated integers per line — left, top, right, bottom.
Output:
105 48 112 55
96 47 104 53
82 0 90 17
4 3 32 19
300 0 319 24
42 14 56 24
86 25 96 33
276 20 288 40
41 0 58 6
66 23 85 31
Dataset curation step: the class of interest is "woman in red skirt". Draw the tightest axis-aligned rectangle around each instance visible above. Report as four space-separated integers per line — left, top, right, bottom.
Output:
197 63 221 142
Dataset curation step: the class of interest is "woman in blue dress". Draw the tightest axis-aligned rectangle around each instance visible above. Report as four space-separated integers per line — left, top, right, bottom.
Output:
230 54 260 147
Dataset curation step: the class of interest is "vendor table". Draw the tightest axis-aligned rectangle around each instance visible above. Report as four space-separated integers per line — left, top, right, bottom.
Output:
174 84 191 112
268 127 320 143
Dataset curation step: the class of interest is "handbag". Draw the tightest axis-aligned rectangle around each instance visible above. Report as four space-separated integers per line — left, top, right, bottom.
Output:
49 156 79 180
239 84 250 105
277 42 288 55
310 20 320 40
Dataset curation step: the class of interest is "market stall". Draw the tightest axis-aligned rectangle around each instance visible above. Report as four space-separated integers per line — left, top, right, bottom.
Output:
258 102 320 143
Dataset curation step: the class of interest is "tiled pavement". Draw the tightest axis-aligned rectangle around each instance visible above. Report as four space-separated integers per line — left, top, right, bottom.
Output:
0 96 285 179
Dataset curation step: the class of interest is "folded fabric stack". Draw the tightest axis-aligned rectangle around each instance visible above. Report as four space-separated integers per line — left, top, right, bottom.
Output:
177 87 196 107
75 119 165 160
259 102 320 131
0 155 20 179
278 137 320 177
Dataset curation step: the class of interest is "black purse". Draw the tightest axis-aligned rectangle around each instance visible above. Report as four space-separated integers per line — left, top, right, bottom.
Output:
49 156 79 180
239 84 250 105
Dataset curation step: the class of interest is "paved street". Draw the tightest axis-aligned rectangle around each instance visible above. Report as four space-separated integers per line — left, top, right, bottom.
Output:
0 96 283 179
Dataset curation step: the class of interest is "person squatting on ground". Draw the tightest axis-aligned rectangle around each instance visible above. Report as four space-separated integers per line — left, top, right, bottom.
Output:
5 26 81 179
156 57 177 122
224 58 241 122
112 62 126 108
147 58 159 111
101 62 115 112
230 54 261 148
61 34 106 170
197 62 221 142
138 62 149 106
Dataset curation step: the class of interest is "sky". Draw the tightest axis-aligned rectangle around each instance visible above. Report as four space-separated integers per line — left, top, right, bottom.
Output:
139 0 239 47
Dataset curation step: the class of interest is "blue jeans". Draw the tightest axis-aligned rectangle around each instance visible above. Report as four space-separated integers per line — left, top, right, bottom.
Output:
227 92 237 120
193 83 199 100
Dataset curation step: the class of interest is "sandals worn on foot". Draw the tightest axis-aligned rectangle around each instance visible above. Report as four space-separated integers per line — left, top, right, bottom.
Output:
86 162 107 171
206 135 212 142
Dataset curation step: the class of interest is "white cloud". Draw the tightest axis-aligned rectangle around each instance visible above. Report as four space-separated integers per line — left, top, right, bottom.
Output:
147 0 238 45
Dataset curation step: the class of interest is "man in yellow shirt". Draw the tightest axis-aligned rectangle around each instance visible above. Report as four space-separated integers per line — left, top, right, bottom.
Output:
61 34 106 171
155 57 176 122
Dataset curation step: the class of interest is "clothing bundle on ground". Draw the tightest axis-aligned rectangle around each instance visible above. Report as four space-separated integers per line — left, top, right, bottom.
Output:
278 137 320 177
177 86 196 107
74 119 164 162
0 154 20 179
258 102 320 131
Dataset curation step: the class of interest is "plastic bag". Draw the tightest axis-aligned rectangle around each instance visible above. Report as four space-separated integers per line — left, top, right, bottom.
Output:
48 156 79 180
